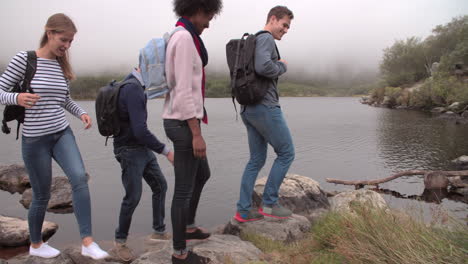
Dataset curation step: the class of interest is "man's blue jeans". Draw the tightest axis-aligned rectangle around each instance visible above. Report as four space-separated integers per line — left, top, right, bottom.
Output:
22 126 92 243
114 146 167 243
237 104 295 213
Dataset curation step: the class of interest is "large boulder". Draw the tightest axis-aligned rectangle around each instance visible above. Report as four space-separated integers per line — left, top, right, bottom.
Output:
0 215 58 247
20 177 73 214
132 235 262 264
0 164 30 194
223 214 311 243
330 189 387 214
252 174 329 222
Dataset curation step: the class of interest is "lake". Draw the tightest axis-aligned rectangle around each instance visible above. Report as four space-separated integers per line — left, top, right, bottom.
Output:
0 97 467 252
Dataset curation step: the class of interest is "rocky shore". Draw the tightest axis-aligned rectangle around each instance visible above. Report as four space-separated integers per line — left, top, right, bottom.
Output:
360 94 468 124
0 165 466 263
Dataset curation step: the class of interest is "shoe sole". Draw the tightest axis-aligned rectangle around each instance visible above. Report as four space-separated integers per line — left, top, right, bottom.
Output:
233 215 264 223
29 252 60 259
258 208 291 219
81 253 110 260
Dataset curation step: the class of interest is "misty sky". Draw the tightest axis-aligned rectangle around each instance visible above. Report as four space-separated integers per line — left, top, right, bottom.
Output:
1 0 467 76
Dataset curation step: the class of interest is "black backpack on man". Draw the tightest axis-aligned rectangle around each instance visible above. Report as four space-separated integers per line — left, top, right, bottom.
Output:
1 51 37 140
226 31 273 106
95 78 140 145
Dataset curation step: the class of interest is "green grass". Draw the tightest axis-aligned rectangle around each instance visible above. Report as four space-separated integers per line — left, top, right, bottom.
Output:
241 203 467 264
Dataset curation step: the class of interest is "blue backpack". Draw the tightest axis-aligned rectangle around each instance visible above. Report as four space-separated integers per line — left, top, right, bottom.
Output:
139 27 184 99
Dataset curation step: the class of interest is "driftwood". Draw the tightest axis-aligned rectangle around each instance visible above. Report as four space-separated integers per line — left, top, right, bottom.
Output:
326 170 468 189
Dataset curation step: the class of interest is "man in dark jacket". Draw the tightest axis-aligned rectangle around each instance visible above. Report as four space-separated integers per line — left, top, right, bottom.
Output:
111 68 174 262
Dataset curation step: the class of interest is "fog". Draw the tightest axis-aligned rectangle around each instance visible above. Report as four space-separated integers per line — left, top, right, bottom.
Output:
1 0 467 78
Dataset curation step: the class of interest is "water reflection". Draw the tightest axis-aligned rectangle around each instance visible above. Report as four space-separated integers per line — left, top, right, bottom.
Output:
372 187 468 204
377 109 468 172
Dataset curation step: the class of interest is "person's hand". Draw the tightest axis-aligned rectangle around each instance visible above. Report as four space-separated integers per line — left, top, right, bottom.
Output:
192 135 206 159
17 93 40 108
166 151 174 165
80 114 92 129
279 59 288 65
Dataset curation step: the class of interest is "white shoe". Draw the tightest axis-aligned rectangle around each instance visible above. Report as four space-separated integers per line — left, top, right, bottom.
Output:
81 242 110 260
29 242 61 258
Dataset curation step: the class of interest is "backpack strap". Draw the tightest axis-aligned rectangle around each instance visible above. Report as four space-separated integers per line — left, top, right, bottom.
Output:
230 33 250 119
14 51 37 140
23 51 37 93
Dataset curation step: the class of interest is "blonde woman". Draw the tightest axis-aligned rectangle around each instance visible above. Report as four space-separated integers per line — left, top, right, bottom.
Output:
0 13 108 260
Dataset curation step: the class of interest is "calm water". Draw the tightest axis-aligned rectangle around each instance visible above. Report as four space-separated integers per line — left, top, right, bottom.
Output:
0 97 467 249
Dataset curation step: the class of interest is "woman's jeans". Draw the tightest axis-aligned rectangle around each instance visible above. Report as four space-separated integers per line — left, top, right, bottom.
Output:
22 126 92 243
113 146 167 243
236 104 295 213
164 119 210 252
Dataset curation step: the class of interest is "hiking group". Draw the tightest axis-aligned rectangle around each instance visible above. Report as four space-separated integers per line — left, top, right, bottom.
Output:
0 1 295 263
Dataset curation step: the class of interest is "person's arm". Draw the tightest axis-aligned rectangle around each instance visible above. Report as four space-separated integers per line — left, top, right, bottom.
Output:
254 34 287 79
187 117 206 159
0 52 40 107
125 84 170 155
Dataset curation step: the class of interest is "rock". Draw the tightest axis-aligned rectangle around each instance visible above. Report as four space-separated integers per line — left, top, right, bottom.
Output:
125 239 172 264
451 155 468 170
0 164 30 194
448 176 468 188
360 96 371 104
7 247 121 264
448 102 461 111
451 155 468 165
223 214 311 243
462 111 468 119
382 96 391 107
330 189 387 214
20 177 73 213
0 215 58 247
132 235 262 264
252 174 330 222
7 254 74 264
61 247 121 264
431 107 446 113
189 235 262 264
423 171 449 189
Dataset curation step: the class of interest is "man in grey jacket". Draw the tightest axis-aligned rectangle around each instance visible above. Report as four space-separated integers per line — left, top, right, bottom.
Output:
234 5 295 223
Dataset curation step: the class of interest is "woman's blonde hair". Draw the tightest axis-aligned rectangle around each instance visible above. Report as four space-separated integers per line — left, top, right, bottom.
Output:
40 13 77 80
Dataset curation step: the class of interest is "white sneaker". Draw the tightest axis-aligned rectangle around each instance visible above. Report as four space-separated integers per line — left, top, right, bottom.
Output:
29 242 60 258
81 242 110 260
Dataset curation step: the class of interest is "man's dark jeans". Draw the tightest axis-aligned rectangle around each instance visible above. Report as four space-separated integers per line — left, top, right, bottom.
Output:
163 119 210 251
114 145 167 242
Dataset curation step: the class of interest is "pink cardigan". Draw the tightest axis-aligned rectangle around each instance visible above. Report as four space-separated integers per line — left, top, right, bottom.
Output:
163 27 204 121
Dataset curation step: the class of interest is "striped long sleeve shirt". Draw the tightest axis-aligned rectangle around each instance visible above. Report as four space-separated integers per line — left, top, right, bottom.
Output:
0 51 86 137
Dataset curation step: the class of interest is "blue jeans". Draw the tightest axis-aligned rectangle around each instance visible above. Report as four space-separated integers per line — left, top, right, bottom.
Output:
22 126 92 243
114 146 167 242
163 119 210 252
237 104 295 213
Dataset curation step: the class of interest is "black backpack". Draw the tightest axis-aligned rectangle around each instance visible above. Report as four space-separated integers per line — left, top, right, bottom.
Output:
95 78 139 145
226 31 275 106
1 51 37 140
